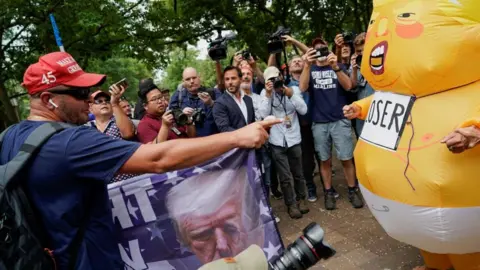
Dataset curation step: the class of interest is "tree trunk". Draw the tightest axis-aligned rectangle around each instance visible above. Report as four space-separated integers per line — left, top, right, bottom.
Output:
0 82 20 126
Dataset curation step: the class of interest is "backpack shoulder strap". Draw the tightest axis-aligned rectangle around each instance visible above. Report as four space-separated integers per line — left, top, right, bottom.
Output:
0 121 73 188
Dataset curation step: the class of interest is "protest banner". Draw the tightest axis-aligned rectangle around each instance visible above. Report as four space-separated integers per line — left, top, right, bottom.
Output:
108 149 284 269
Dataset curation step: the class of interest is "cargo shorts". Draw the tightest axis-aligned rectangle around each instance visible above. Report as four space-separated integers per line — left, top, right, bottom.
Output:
312 119 354 162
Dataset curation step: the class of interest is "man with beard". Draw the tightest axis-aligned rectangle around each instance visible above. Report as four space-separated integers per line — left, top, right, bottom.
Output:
239 65 261 120
213 66 255 132
137 80 195 144
0 52 280 270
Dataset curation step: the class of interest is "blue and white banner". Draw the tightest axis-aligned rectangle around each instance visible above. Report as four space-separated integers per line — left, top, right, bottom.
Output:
108 149 284 269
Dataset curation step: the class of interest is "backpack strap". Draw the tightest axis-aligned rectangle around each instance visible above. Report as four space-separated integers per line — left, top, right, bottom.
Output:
0 122 73 188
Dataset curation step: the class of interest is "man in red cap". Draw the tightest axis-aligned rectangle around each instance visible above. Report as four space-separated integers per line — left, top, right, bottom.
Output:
0 51 281 270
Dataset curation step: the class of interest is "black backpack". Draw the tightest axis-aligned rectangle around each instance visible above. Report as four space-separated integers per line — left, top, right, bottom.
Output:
0 122 83 270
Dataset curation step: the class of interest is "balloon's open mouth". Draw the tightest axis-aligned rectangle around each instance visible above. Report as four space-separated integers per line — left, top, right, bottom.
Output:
370 41 388 75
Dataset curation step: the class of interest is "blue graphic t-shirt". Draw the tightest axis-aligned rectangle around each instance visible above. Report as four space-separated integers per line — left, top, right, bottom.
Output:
0 121 141 270
308 64 349 123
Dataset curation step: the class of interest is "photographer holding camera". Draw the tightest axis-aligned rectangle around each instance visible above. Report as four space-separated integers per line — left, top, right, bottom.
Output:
231 50 265 95
137 79 195 144
259 66 309 219
169 67 222 137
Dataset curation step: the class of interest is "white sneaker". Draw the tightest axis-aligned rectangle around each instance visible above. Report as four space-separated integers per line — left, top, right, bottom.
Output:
275 215 281 223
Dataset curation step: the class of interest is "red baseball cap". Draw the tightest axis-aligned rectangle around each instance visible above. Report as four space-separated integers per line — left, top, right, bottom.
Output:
90 90 110 101
312 37 328 47
22 52 106 95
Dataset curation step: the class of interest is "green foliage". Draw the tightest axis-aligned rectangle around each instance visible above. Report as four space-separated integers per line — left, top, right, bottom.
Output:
160 47 239 92
0 0 373 129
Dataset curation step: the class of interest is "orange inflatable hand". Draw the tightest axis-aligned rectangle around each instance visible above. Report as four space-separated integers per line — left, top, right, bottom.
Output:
352 95 375 120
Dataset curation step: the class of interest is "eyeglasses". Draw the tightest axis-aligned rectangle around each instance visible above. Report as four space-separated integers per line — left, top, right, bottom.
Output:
147 95 166 103
49 88 91 100
93 99 111 105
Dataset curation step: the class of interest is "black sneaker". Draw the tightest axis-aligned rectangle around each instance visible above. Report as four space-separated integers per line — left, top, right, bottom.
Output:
324 191 336 210
348 187 364 209
330 187 340 199
288 205 303 219
307 190 318 202
271 190 283 200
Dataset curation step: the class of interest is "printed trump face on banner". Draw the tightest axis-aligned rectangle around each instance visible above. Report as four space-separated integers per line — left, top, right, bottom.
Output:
166 167 264 264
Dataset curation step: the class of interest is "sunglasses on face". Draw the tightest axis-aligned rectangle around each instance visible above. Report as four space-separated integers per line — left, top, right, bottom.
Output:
48 88 91 100
93 98 111 105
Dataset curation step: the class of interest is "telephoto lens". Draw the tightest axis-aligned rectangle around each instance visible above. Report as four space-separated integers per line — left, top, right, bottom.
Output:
269 223 335 270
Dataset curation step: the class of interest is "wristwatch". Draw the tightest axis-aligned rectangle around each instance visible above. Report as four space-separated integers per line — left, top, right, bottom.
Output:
333 67 341 72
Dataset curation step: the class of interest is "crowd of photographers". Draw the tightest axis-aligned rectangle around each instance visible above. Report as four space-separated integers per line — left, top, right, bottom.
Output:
87 30 372 221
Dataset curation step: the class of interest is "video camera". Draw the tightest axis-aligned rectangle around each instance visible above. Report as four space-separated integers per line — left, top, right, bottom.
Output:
267 26 291 54
208 27 236 61
199 222 335 270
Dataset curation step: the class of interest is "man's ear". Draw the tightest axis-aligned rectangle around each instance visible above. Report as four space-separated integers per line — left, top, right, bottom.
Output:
39 92 55 110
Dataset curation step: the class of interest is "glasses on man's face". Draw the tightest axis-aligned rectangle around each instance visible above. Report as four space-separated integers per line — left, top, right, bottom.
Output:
148 95 166 103
93 98 111 105
49 88 91 100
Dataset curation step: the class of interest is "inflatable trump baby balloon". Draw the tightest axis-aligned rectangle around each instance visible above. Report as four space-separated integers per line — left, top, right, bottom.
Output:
345 0 480 269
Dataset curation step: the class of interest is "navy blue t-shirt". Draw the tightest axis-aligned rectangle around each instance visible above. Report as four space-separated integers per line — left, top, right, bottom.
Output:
308 64 349 123
0 121 141 270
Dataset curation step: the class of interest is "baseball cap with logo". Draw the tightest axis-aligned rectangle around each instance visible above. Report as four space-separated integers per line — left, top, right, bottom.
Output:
22 52 106 95
263 66 281 81
90 90 110 101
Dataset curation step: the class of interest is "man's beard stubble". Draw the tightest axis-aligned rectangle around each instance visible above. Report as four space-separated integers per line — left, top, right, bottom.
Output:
58 98 89 125
240 82 250 91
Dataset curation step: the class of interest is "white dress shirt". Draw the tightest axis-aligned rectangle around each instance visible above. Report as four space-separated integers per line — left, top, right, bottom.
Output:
245 92 263 121
226 90 248 123
258 86 307 148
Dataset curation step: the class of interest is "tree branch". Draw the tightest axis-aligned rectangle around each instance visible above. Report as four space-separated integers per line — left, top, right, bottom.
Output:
1 24 30 52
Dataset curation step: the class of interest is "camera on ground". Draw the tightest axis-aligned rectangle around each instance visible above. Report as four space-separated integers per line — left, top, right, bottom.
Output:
267 26 291 54
269 222 336 270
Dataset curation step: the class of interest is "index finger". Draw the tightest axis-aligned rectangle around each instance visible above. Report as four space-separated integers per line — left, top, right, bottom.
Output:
259 118 283 128
440 132 458 143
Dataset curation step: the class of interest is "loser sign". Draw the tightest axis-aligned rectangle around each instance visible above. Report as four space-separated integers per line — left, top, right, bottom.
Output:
359 91 415 151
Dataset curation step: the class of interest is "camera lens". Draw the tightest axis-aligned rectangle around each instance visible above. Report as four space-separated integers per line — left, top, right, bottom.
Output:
269 223 335 270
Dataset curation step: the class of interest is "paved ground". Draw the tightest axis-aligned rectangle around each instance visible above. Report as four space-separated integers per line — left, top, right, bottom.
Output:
270 157 423 270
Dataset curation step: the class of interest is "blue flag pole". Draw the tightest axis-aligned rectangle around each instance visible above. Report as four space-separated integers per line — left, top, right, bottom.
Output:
49 13 65 52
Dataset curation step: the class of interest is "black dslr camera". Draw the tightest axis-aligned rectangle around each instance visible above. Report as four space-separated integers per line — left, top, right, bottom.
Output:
267 26 291 54
342 31 354 44
315 47 330 59
170 108 205 127
208 28 236 61
269 222 336 270
171 108 190 126
239 49 251 60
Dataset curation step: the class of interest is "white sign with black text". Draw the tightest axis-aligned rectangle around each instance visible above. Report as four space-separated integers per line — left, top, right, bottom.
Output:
359 91 415 151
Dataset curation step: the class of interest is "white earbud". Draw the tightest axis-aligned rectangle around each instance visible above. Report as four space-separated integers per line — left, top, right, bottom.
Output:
49 99 58 108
